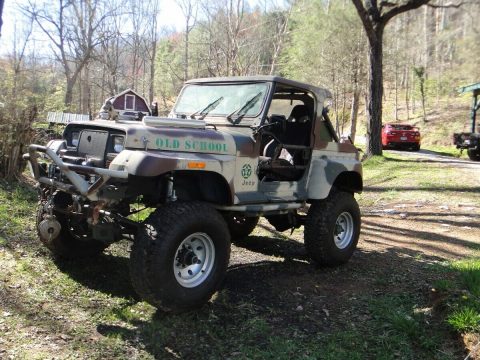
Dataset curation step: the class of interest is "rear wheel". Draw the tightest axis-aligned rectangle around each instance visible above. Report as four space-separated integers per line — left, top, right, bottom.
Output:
467 148 480 161
130 202 231 312
304 191 360 266
36 192 107 259
224 214 259 242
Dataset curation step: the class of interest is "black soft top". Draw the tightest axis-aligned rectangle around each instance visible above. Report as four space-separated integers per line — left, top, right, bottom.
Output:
186 76 332 101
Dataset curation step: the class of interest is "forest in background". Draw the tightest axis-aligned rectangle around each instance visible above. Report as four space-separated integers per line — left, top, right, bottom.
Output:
0 0 479 144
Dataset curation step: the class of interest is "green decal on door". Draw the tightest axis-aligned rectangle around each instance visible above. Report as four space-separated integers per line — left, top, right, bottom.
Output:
241 164 252 179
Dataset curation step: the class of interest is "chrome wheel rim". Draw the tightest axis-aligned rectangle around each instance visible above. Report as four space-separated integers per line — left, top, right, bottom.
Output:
173 232 215 288
334 212 354 249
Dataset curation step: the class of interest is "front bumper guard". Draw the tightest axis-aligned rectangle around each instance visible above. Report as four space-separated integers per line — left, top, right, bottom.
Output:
24 144 128 201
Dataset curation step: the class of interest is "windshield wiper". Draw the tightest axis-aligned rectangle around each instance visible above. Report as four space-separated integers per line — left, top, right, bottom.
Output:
189 96 224 120
226 92 263 124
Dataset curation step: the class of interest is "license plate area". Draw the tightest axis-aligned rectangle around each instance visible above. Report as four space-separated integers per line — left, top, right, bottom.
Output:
400 136 407 141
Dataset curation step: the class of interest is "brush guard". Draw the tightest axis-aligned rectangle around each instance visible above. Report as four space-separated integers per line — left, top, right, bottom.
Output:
23 144 129 201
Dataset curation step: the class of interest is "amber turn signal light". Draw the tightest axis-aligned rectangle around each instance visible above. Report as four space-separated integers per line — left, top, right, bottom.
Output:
187 161 206 169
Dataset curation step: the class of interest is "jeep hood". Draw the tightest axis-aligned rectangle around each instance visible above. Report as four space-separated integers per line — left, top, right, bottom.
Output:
67 119 255 157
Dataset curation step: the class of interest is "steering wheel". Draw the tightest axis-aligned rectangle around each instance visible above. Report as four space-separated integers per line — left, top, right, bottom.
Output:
268 114 287 134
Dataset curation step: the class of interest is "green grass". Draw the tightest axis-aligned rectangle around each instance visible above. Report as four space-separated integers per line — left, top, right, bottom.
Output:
0 180 37 240
430 258 480 334
1 148 478 358
359 152 480 206
452 259 480 297
367 294 437 353
421 145 467 159
447 308 480 332
433 279 454 292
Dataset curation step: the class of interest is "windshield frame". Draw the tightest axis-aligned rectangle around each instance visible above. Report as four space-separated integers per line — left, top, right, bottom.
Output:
172 82 272 126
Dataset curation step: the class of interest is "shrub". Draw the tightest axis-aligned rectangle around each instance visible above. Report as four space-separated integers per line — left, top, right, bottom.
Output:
0 104 36 179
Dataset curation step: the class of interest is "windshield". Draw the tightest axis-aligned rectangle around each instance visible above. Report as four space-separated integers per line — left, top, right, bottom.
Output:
174 83 269 123
389 125 413 131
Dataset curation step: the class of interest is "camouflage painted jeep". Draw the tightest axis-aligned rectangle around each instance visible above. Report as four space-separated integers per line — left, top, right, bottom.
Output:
26 76 363 312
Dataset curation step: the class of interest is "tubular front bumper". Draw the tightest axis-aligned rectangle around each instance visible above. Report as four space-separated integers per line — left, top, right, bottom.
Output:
24 144 129 201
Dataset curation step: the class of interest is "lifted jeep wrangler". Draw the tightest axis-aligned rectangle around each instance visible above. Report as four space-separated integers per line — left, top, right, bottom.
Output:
26 76 363 312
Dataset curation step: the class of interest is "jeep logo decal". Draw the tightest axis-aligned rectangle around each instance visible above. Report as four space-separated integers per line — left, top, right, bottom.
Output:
241 164 252 179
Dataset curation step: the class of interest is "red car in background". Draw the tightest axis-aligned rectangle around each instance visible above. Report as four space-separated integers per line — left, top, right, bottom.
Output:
382 123 421 151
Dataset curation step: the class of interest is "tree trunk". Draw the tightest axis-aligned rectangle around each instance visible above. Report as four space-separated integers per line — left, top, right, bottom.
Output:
420 80 427 122
365 25 384 156
149 54 156 104
394 18 399 121
64 63 83 111
82 65 91 115
350 87 360 143
341 82 347 135
65 79 75 111
405 67 410 120
184 23 189 81
394 64 399 121
411 68 416 113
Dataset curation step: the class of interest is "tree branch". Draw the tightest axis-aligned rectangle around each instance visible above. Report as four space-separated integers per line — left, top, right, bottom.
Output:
427 1 465 8
381 0 430 24
366 0 382 22
351 0 376 43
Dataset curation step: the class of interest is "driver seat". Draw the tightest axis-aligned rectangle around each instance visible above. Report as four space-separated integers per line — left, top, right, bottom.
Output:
263 105 311 160
259 105 311 181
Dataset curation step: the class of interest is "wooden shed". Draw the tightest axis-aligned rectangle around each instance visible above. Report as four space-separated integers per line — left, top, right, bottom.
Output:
100 89 151 120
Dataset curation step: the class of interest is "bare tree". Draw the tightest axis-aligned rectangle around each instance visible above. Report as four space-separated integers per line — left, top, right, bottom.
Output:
0 9 36 179
176 0 197 81
145 0 160 103
126 0 148 90
11 14 34 103
96 4 126 97
351 0 431 156
25 0 112 110
269 8 292 75
351 0 465 156
413 66 427 122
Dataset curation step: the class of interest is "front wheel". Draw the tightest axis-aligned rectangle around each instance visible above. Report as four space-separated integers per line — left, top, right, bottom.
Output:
304 191 361 266
130 202 231 312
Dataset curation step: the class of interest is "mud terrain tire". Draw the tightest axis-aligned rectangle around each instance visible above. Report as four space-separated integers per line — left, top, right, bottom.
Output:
130 202 231 312
304 191 360 266
36 194 107 259
224 214 259 242
467 149 480 161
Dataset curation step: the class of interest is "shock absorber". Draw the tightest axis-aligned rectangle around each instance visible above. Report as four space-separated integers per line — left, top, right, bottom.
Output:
167 174 177 202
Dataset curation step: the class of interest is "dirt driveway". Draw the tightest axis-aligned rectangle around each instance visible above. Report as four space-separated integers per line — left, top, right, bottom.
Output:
391 149 480 169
